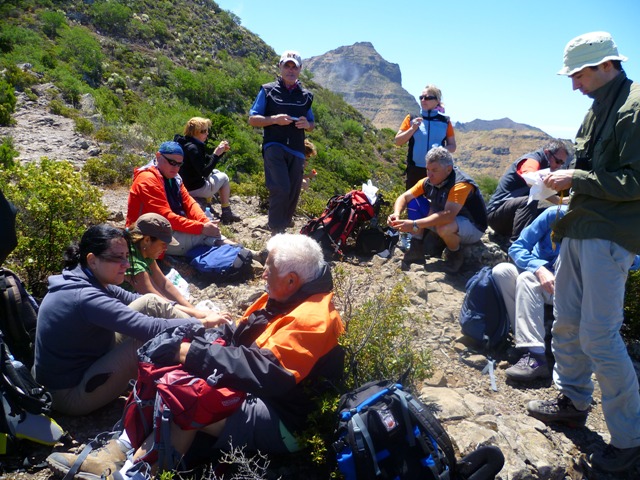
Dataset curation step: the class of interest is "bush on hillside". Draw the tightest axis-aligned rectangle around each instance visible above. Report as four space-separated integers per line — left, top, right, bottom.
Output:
0 137 19 168
475 173 499 203
0 80 17 126
83 153 147 186
0 159 108 298
624 270 640 342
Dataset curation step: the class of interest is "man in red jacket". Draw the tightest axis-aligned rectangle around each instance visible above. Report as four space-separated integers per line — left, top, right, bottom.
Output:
126 141 232 256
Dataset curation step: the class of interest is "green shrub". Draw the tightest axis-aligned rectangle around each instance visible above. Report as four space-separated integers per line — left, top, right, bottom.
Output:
0 80 17 126
57 26 103 86
74 116 94 135
475 174 499 203
90 0 132 34
0 136 19 168
0 159 108 297
624 270 640 341
83 153 146 186
39 10 67 38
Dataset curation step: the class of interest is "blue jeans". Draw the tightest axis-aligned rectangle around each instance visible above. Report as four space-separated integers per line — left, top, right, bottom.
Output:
552 237 640 448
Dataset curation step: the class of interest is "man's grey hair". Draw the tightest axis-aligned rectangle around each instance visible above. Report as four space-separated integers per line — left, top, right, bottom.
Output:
426 146 454 168
544 139 569 156
266 234 325 284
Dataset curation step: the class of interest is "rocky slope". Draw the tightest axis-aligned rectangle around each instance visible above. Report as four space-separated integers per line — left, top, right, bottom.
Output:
304 42 419 130
2 86 639 480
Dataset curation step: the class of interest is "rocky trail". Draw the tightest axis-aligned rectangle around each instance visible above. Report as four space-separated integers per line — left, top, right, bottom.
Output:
1 84 639 479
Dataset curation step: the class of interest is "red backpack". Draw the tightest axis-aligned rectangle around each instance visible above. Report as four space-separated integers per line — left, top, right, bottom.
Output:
120 325 245 471
300 190 378 255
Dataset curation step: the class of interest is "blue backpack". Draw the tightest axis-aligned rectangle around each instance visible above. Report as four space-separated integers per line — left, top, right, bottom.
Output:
186 244 253 283
458 266 509 350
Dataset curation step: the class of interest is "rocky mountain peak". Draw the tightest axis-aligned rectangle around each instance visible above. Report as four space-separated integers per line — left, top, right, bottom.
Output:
304 42 418 130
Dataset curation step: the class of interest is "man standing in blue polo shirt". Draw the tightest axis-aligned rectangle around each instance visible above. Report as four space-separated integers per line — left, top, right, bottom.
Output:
249 50 315 234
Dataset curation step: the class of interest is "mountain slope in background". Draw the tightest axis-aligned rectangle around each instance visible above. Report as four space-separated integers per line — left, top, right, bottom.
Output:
304 42 419 130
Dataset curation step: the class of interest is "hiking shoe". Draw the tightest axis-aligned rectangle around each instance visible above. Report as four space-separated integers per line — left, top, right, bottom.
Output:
589 443 640 473
220 209 241 224
423 231 446 258
47 438 128 480
505 352 550 382
443 248 464 274
403 236 425 265
526 393 589 427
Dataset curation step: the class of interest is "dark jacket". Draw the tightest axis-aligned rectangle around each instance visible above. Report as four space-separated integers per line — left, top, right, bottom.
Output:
261 78 313 154
421 167 488 232
183 265 344 432
174 134 225 192
34 265 199 390
487 149 550 213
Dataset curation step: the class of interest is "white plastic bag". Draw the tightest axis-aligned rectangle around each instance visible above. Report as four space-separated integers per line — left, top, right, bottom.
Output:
520 168 556 204
194 299 221 313
362 179 378 205
165 268 190 300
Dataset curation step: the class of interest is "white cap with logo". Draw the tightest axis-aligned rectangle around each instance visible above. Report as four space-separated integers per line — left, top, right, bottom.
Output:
279 50 302 68
558 31 627 76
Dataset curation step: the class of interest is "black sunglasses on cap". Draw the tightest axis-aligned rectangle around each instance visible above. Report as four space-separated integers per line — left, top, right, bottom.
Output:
160 154 183 167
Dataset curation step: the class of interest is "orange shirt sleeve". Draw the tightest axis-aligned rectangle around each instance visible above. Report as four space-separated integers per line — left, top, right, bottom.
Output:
409 179 425 197
446 122 454 137
517 159 541 175
399 114 412 132
447 182 473 205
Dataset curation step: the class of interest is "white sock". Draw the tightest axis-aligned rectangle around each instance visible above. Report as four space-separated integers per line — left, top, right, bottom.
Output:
119 459 134 477
118 431 133 451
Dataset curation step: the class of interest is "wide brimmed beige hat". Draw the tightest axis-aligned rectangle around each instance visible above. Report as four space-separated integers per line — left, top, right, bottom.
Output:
558 31 627 76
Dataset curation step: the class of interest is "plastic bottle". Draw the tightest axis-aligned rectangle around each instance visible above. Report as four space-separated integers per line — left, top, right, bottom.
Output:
204 207 214 220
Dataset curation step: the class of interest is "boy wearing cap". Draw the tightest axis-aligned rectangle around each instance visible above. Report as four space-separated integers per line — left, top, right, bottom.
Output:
127 141 234 256
249 50 314 234
526 32 640 473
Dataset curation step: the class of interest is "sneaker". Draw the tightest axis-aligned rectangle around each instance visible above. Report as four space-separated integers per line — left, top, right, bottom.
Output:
220 209 241 224
526 393 589 427
505 352 551 382
443 248 464 274
590 444 640 473
47 438 129 480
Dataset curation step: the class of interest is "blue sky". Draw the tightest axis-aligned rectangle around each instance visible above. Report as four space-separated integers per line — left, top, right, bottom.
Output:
215 0 639 139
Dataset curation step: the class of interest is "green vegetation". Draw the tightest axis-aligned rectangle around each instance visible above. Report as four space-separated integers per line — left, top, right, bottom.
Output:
624 271 640 341
0 159 108 298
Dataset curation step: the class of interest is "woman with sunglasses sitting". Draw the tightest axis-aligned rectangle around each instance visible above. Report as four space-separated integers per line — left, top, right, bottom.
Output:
174 117 241 225
395 84 457 189
34 224 230 416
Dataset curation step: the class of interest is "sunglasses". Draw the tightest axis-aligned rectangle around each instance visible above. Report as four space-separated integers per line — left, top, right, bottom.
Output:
99 253 130 265
420 95 438 101
160 154 183 167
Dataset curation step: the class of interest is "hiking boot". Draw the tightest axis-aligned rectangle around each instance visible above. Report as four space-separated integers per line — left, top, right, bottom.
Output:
443 248 464 274
589 443 640 473
220 208 241 224
47 438 129 480
526 393 589 427
505 352 551 382
423 231 446 258
402 236 425 265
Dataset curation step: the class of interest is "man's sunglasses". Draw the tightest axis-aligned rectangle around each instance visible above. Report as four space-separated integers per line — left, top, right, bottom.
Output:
160 154 183 167
419 95 438 101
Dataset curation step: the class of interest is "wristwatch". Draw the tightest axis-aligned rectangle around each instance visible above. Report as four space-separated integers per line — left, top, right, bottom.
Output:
412 221 419 233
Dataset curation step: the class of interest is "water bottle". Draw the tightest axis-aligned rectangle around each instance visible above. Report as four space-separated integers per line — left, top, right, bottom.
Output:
205 207 214 220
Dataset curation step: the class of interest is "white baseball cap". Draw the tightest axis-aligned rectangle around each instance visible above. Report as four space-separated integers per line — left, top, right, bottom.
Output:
558 31 627 76
279 50 302 68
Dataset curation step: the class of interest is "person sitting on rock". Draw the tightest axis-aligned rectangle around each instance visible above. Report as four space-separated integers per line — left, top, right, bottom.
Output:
46 233 345 478
121 213 212 319
126 141 235 257
173 117 241 225
491 205 567 383
34 224 230 416
388 146 487 273
486 139 569 243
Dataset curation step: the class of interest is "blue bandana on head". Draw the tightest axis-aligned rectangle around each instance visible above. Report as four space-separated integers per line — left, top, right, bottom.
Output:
158 141 183 156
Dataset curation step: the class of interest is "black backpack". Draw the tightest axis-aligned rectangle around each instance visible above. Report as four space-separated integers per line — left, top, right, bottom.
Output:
333 380 457 480
458 266 509 350
0 267 39 368
301 190 380 256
